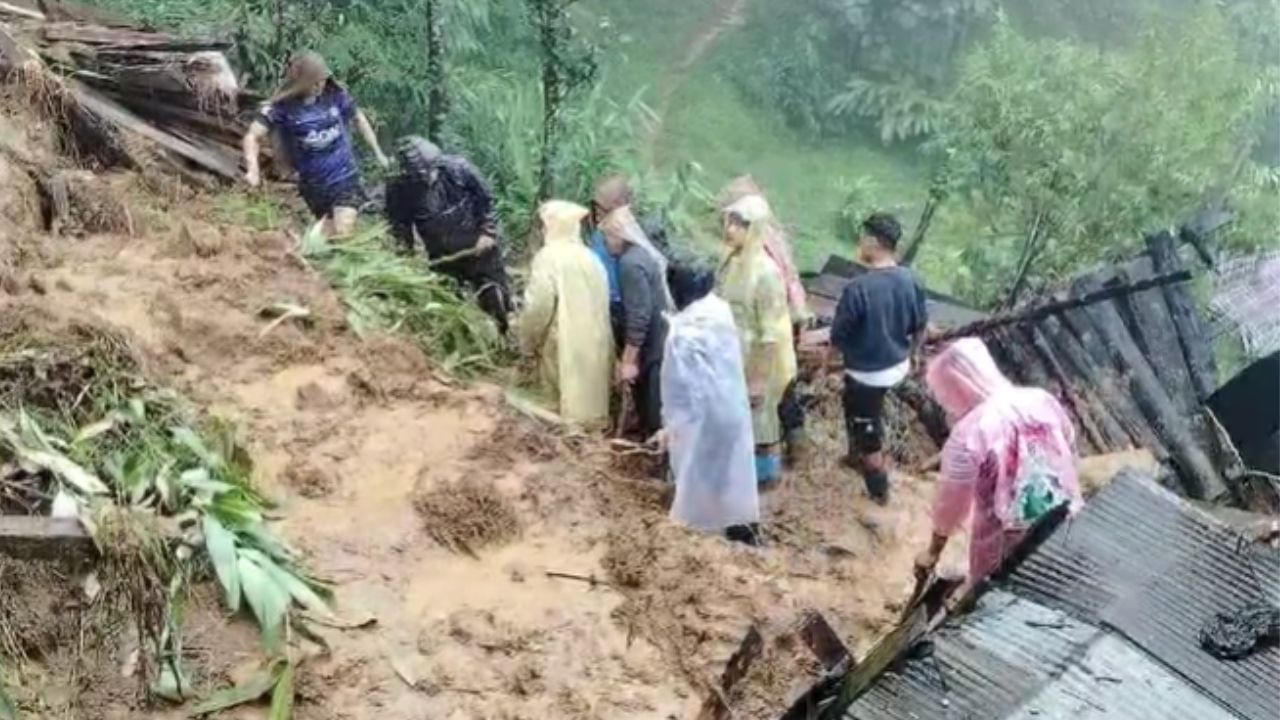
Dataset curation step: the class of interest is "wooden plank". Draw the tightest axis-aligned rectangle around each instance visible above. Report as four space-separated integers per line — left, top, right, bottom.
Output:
1113 256 1199 415
41 22 179 47
65 78 240 179
1075 273 1228 500
1147 231 1218 400
928 269 1192 344
1026 323 1107 455
39 0 135 26
695 625 764 720
1059 290 1167 457
798 610 851 672
1039 315 1133 452
0 515 95 560
0 1 44 20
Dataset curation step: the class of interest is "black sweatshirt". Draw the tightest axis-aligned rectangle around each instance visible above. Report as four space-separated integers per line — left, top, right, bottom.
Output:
385 155 501 276
618 244 669 368
831 266 928 372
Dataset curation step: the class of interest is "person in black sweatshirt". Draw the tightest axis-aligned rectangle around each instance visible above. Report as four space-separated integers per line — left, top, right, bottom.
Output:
385 136 511 333
830 213 928 504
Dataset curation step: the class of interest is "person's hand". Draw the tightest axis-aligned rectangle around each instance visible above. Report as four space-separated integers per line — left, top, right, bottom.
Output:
476 235 498 253
616 359 639 386
913 548 940 582
244 167 261 189
375 151 391 169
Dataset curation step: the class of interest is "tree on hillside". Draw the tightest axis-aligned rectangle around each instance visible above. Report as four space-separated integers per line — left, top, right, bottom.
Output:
731 0 997 140
525 0 597 200
930 9 1280 307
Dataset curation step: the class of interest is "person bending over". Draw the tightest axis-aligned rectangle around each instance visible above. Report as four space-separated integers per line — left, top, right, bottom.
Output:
385 137 511 333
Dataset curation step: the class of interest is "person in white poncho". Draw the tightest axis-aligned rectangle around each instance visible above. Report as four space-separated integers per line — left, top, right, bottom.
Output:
662 294 760 542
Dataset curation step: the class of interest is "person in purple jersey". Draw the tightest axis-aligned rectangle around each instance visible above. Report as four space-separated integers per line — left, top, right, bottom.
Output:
242 52 388 237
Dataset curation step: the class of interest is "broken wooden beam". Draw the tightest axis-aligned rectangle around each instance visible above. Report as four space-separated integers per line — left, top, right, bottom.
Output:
1147 231 1218 400
65 77 242 179
1114 255 1200 417
928 268 1193 345
1039 315 1133 453
0 515 95 561
1075 272 1228 500
0 1 44 21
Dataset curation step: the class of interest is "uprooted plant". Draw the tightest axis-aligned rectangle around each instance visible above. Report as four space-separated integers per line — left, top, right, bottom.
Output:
299 221 508 377
0 319 327 717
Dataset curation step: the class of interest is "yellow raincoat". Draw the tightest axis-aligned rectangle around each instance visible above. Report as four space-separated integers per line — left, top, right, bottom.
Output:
715 195 797 446
517 201 614 426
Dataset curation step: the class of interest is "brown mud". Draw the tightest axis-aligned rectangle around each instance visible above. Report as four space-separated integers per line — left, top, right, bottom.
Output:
0 97 966 720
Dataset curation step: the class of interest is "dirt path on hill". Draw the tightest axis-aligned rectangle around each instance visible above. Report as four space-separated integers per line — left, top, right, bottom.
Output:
643 0 747 161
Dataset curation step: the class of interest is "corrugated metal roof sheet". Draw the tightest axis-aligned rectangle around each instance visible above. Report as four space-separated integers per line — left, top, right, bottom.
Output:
1009 473 1280 720
842 471 1280 720
847 590 1238 720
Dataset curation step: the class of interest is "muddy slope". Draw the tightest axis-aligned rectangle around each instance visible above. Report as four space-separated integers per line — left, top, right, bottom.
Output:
1 102 946 720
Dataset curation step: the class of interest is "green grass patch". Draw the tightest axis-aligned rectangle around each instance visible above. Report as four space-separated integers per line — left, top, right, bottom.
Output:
589 0 931 272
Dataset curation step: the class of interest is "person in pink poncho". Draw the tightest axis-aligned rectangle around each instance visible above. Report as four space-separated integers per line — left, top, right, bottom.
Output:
913 337 1084 584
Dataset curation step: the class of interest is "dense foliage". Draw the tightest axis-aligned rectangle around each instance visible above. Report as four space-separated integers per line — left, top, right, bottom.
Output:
727 0 996 140
87 0 1280 311
929 9 1280 305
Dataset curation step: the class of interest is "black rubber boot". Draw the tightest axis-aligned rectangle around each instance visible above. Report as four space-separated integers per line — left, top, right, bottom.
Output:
725 523 762 547
864 469 890 506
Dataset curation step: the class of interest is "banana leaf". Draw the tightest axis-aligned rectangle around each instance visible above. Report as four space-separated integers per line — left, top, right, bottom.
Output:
236 555 290 650
202 514 241 612
269 661 295 720
189 659 284 717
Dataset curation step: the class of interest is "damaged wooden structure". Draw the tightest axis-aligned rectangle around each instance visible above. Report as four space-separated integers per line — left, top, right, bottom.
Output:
806 232 1271 510
0 0 258 185
974 231 1246 505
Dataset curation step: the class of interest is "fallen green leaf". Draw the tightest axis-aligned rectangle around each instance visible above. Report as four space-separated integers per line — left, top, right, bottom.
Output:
0 679 17 720
73 416 117 445
269 661 295 720
240 548 331 617
203 515 241 613
0 432 110 495
172 427 221 469
237 555 290 650
189 660 283 716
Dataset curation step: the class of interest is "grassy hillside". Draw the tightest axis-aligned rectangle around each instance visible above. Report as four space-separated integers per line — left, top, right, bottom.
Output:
586 0 931 271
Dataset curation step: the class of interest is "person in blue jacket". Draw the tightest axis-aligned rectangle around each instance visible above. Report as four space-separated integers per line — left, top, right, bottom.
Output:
242 52 388 237
588 176 627 341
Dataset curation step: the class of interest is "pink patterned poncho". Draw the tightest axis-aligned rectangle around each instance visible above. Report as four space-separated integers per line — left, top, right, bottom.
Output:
926 338 1083 581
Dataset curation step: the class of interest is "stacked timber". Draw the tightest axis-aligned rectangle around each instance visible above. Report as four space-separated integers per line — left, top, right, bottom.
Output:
979 232 1235 503
0 0 259 184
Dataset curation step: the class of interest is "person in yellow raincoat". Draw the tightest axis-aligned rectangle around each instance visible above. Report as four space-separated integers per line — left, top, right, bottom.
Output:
719 176 812 466
715 195 797 487
516 201 614 427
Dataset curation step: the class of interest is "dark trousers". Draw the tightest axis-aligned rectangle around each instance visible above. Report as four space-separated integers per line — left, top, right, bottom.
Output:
438 256 510 335
842 377 888 456
633 360 663 438
778 378 806 438
842 376 890 501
